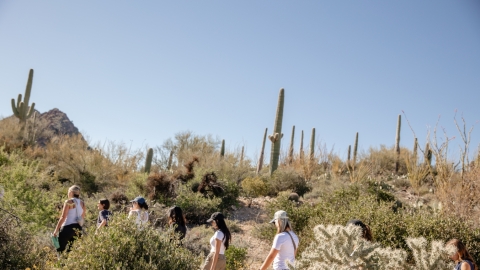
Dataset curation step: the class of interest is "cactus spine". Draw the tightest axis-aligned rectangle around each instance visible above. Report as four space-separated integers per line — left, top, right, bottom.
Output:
310 128 315 160
11 69 36 128
268 88 285 175
288 125 295 164
144 148 153 174
353 132 359 165
257 128 268 174
220 140 225 158
394 115 401 173
300 130 304 160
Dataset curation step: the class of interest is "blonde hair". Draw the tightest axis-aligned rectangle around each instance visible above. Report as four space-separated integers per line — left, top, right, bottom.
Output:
68 185 81 197
276 218 292 234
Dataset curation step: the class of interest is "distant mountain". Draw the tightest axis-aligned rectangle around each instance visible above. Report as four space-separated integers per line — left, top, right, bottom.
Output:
35 108 81 147
0 108 82 147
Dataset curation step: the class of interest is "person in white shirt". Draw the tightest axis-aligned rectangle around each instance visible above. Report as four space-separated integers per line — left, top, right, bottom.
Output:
260 210 299 270
128 196 149 227
202 212 231 270
52 185 85 253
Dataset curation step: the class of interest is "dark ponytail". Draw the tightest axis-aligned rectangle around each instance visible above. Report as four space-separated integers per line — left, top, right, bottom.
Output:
215 217 231 250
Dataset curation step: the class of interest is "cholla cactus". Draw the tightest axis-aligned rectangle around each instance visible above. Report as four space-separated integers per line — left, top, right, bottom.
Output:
296 224 454 270
406 237 456 270
296 224 407 269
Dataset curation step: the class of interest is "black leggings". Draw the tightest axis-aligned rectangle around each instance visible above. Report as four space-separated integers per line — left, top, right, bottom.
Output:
57 223 82 252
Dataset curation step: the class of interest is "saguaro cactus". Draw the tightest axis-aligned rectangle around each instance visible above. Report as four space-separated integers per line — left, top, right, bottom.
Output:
394 115 401 173
300 130 304 160
220 140 225 158
144 148 153 174
347 145 351 163
11 69 36 127
288 126 295 164
413 138 418 162
268 88 285 175
256 128 268 174
167 149 175 170
353 132 359 165
310 128 316 160
240 146 244 163
424 142 432 167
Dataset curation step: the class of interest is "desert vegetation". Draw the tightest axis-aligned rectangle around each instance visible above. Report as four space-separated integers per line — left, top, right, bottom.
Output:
1 73 480 269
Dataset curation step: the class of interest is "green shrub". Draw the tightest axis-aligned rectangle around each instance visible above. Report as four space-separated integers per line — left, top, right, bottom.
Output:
241 176 268 197
268 168 311 196
225 245 248 270
175 186 222 224
59 215 201 269
183 225 212 256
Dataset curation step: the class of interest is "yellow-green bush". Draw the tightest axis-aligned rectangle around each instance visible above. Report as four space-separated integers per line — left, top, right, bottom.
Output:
241 176 268 197
58 215 201 269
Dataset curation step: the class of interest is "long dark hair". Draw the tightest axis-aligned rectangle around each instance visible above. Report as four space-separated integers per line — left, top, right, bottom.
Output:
168 206 186 227
447 239 478 270
214 216 231 250
346 219 372 241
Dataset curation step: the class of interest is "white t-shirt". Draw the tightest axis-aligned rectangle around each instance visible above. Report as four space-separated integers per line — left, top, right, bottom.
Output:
128 209 149 227
272 231 299 270
209 230 226 254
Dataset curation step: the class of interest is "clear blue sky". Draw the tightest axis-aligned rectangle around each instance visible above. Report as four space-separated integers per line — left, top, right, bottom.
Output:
1 1 479 162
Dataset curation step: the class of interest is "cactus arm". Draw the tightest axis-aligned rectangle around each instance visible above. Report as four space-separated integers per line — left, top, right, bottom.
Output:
23 69 34 107
17 94 22 108
26 103 35 118
11 99 20 117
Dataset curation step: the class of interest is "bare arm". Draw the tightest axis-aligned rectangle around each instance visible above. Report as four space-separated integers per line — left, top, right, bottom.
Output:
81 200 85 219
209 238 222 270
53 201 70 236
259 248 279 270
97 219 107 229
461 262 471 270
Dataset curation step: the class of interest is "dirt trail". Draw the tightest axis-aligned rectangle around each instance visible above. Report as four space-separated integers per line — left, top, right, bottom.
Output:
230 197 273 269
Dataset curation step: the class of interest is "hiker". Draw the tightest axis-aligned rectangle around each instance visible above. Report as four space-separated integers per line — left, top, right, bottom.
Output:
168 206 187 240
52 185 85 253
260 210 299 270
447 238 478 270
202 212 231 270
346 219 372 241
128 196 149 227
96 198 112 233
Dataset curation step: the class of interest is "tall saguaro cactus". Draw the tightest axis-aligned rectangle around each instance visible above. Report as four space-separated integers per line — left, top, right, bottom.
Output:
256 128 268 174
394 115 401 173
240 146 244 163
300 130 304 160
268 88 285 175
144 148 153 174
11 69 36 128
353 132 359 165
310 128 316 160
288 126 295 164
220 140 225 158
